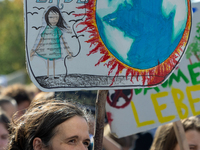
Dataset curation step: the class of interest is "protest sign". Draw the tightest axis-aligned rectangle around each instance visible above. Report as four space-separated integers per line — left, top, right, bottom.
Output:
106 59 200 137
105 2 200 138
25 0 191 91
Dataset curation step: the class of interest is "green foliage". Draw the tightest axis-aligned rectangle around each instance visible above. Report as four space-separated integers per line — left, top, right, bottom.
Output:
186 22 200 61
0 0 25 74
186 43 193 59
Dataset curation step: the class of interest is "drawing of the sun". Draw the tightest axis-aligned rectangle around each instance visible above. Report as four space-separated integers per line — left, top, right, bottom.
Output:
76 0 191 86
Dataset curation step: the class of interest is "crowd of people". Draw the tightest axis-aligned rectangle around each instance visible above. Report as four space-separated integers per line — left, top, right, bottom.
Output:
0 83 200 150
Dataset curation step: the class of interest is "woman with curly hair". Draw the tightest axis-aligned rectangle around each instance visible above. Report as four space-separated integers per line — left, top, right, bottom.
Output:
8 99 90 150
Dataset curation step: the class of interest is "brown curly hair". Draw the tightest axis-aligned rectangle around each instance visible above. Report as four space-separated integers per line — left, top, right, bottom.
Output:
8 99 89 150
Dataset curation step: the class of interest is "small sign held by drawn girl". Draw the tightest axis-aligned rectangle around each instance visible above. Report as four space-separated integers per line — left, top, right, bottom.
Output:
25 0 192 91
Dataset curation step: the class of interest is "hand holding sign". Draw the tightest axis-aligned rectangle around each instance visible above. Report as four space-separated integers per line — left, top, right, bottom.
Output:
67 51 73 60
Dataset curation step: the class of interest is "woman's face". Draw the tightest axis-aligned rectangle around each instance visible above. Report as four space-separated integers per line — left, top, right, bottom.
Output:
174 130 200 150
0 123 9 150
45 116 90 150
48 11 59 26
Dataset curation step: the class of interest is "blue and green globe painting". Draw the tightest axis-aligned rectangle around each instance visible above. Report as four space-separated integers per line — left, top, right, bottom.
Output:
96 0 188 69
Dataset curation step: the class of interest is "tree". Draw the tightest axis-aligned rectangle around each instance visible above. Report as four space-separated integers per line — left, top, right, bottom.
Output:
0 0 25 74
186 22 200 64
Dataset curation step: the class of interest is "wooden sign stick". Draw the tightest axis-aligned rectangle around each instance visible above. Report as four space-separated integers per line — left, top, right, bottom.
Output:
173 121 189 150
93 90 108 150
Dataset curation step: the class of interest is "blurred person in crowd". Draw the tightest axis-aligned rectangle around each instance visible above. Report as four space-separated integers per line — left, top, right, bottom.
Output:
0 109 10 150
8 99 91 150
1 84 31 117
32 92 55 102
25 83 41 100
133 131 154 150
150 116 200 150
0 96 17 118
88 114 95 150
0 87 3 95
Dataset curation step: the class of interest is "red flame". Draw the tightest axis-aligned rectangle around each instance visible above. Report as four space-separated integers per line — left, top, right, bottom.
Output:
75 0 191 86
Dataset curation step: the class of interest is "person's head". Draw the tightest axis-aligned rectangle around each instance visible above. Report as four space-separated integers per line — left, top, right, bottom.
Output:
8 99 90 150
45 6 66 29
150 116 200 150
0 96 17 118
26 83 41 100
32 92 55 102
0 110 10 150
1 84 31 117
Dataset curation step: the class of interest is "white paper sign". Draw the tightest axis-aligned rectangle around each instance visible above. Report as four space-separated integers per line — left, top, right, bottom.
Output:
25 0 191 91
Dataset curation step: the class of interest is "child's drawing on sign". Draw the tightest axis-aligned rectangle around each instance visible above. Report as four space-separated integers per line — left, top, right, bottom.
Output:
30 6 73 80
186 22 200 64
24 0 192 91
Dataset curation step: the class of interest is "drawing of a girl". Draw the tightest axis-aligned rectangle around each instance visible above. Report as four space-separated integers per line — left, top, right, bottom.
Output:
30 6 72 80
